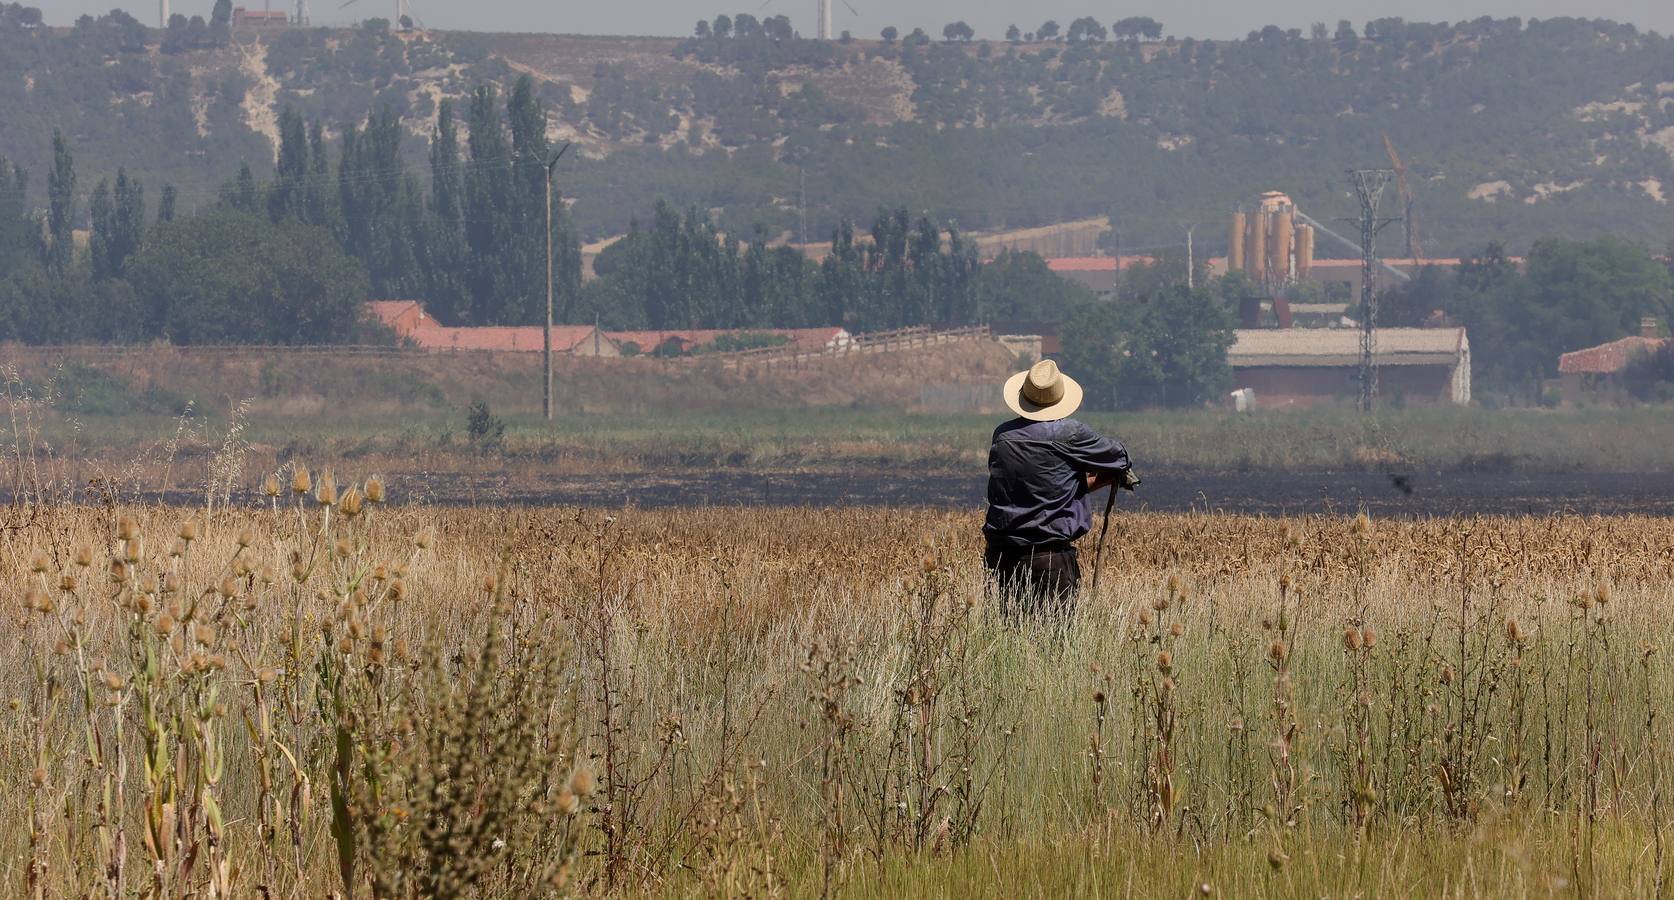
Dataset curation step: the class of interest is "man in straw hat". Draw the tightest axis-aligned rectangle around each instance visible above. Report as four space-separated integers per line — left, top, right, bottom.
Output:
984 359 1136 621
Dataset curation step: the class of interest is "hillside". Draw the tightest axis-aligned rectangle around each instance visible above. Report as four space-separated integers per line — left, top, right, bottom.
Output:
5 7 1674 254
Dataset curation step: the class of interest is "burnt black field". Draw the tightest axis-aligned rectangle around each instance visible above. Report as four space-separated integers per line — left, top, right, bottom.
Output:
75 468 1674 517
391 468 1674 518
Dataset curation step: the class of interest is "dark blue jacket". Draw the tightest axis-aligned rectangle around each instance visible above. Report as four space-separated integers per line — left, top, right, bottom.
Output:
983 417 1132 550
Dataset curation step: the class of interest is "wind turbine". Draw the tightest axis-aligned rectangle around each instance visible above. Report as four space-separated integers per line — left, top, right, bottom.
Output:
759 0 859 40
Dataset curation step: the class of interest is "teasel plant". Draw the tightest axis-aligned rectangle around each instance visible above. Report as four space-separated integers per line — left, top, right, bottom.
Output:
801 636 862 900
1340 513 1378 836
1141 575 1186 833
1262 569 1302 872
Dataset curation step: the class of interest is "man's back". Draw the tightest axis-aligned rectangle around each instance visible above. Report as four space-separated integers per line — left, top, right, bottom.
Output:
984 416 1130 550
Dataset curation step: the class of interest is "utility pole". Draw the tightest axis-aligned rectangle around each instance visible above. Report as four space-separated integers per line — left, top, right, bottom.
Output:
799 164 808 246
542 144 571 421
1347 168 1395 413
1110 221 1122 295
1182 222 1197 290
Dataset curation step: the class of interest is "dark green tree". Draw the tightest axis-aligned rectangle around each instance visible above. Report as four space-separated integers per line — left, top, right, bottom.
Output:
942 21 974 43
269 105 309 222
973 249 1096 323
1063 284 1235 409
125 209 372 344
89 178 115 280
44 130 75 272
157 184 177 223
0 157 31 271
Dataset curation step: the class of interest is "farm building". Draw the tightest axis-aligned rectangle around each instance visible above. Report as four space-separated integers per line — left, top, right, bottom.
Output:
364 301 620 356
1555 318 1665 402
231 7 289 28
1228 327 1471 407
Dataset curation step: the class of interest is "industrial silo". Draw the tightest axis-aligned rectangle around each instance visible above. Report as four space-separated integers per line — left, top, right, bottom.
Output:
1272 210 1295 283
1229 212 1246 273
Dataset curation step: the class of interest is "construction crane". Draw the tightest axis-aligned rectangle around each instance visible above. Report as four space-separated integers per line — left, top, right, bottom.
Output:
1383 133 1421 260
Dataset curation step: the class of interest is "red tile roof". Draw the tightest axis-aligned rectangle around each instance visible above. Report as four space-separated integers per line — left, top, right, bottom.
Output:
1305 258 1465 268
1046 256 1156 272
1558 336 1666 375
366 301 613 352
365 300 431 337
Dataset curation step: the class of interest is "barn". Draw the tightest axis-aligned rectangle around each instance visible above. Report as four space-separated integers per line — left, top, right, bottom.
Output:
1228 328 1471 407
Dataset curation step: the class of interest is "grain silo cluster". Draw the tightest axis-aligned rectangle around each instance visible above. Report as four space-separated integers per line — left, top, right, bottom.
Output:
1228 192 1314 289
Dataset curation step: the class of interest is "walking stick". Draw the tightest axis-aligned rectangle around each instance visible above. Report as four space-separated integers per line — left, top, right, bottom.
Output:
1090 484 1119 595
1084 468 1138 595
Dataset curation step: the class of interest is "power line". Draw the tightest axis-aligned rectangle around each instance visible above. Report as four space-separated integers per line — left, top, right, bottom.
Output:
1346 167 1397 414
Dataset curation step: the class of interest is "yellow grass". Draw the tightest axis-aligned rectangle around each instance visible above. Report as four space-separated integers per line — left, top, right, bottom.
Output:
4 492 1674 896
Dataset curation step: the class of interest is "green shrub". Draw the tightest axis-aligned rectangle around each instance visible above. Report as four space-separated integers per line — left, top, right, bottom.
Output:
51 363 137 416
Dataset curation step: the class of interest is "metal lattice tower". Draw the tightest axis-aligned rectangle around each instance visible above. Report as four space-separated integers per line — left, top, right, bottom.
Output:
1348 168 1394 412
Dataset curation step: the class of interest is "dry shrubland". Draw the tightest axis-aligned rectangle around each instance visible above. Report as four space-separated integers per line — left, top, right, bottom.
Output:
5 483 1674 897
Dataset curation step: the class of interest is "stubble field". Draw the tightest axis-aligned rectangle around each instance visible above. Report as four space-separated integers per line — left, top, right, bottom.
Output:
4 477 1674 897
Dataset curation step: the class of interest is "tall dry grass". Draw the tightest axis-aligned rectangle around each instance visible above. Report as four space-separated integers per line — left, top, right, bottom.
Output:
4 489 1674 897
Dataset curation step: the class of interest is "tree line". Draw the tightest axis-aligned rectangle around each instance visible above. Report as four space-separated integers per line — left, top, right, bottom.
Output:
580 205 1001 332
1378 238 1674 402
0 75 587 343
0 71 1087 344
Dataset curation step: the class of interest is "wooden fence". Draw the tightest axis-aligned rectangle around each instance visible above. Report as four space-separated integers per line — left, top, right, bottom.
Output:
713 325 994 371
0 324 997 370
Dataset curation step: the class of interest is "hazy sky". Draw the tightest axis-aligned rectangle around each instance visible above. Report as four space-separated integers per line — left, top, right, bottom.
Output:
31 0 1674 40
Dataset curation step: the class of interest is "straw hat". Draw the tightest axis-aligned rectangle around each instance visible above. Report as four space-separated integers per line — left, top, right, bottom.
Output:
1003 359 1084 421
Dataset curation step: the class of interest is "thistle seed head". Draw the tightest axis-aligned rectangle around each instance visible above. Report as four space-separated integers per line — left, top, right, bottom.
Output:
568 767 597 797
316 472 338 507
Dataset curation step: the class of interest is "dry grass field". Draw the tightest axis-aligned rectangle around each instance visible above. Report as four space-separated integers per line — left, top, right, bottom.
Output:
4 473 1674 896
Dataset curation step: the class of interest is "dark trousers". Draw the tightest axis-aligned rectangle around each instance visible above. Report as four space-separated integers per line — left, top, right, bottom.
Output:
985 543 1080 623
